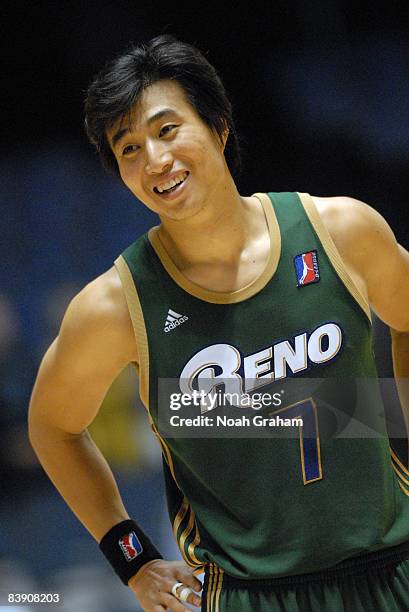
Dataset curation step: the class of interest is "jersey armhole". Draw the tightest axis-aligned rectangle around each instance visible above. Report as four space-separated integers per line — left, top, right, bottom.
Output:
298 192 371 322
114 255 182 479
114 262 203 566
114 255 150 408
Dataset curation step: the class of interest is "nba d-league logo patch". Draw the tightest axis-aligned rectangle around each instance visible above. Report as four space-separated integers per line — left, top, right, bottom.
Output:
119 532 143 561
294 250 320 287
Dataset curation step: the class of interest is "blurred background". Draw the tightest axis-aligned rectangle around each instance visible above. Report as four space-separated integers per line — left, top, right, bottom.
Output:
1 1 408 609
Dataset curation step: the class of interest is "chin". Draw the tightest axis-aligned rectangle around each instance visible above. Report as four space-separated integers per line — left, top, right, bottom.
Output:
160 208 195 222
166 203 204 222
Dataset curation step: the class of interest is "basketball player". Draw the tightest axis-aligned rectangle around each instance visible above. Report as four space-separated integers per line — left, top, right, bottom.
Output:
29 35 409 611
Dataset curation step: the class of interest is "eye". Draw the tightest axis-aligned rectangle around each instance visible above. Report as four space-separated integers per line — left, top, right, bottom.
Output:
122 144 139 156
159 124 177 137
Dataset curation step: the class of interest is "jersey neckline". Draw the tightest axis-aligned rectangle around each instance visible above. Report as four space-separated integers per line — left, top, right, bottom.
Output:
147 192 281 304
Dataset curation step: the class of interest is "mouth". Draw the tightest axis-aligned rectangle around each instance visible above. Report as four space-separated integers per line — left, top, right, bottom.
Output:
153 171 189 197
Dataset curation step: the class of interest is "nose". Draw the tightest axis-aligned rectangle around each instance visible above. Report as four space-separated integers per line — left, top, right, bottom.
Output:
144 139 173 175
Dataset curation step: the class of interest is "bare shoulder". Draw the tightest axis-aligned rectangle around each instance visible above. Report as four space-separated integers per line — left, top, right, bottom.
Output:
311 195 393 243
68 266 127 320
60 266 137 364
310 195 409 331
312 195 375 236
310 195 392 303
310 194 397 263
30 266 137 434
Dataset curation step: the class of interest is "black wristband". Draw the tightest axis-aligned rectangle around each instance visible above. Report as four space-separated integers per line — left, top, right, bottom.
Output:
99 519 163 585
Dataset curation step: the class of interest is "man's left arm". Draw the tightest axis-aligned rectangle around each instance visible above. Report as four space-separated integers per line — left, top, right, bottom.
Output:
391 324 409 445
386 243 409 434
325 197 409 422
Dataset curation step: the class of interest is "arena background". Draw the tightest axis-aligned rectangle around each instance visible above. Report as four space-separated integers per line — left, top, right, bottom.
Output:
1 1 408 610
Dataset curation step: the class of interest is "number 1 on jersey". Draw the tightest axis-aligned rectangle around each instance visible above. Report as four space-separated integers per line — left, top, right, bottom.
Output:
271 398 322 485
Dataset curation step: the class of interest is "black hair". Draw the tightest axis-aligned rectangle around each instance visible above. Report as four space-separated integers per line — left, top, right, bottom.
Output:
84 34 241 178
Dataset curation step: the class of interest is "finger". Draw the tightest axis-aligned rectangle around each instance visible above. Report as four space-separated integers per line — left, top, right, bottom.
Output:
162 592 192 612
167 580 202 607
179 585 202 608
177 571 203 592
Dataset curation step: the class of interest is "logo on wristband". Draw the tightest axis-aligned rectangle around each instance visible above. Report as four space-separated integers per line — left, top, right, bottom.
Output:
119 531 143 561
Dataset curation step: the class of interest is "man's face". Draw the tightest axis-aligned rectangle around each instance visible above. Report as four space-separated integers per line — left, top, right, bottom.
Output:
107 80 228 221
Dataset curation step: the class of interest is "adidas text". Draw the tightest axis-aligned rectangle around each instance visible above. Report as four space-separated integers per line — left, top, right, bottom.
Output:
164 309 189 333
164 316 188 333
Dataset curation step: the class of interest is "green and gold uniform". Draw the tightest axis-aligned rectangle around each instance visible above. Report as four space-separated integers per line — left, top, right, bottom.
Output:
115 192 409 611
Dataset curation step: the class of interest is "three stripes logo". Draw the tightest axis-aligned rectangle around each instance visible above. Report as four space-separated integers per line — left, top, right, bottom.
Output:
164 309 189 333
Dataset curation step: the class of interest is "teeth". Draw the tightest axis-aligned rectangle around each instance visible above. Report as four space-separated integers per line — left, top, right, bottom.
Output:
156 172 188 193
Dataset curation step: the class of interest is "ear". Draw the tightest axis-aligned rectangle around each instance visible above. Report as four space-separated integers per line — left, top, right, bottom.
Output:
220 122 229 151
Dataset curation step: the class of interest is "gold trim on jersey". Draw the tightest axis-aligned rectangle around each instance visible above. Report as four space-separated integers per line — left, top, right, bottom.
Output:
179 503 196 555
171 496 202 567
206 565 224 612
115 256 150 408
174 500 202 566
298 192 371 322
392 463 409 489
399 481 409 498
150 418 179 482
390 447 409 496
390 446 409 475
188 515 202 561
214 566 223 612
173 497 189 540
114 256 175 475
114 255 203 568
206 564 215 612
147 192 281 304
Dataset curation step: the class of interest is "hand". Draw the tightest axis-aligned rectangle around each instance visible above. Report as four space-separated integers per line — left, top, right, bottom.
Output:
128 559 203 611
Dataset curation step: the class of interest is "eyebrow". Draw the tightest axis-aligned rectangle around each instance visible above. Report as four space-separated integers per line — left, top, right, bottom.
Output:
110 108 179 149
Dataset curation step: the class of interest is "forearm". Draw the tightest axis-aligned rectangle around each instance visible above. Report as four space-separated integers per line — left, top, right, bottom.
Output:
390 327 409 427
29 423 129 541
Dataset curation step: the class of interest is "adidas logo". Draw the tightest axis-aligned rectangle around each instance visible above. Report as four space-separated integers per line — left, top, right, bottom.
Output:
164 309 189 333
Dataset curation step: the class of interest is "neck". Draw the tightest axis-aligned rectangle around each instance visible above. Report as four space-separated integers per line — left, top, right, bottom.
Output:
157 177 260 270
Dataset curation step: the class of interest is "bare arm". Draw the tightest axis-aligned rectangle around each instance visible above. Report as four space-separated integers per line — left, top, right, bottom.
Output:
391 328 409 436
315 196 409 439
28 266 202 609
28 266 138 540
314 196 409 332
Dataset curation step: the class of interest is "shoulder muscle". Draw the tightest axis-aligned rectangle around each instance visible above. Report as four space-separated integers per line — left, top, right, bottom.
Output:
312 195 409 330
29 266 137 434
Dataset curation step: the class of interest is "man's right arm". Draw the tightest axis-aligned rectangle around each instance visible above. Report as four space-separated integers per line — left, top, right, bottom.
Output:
28 266 203 610
28 266 137 541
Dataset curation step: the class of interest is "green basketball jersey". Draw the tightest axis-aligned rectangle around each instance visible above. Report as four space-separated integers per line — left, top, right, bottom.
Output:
115 192 409 580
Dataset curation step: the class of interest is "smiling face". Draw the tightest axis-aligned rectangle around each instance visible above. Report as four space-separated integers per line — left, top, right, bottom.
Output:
107 80 229 221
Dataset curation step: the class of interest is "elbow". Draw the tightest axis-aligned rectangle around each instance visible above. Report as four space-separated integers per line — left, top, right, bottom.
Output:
28 400 64 452
28 399 39 449
27 408 47 454
28 406 86 451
